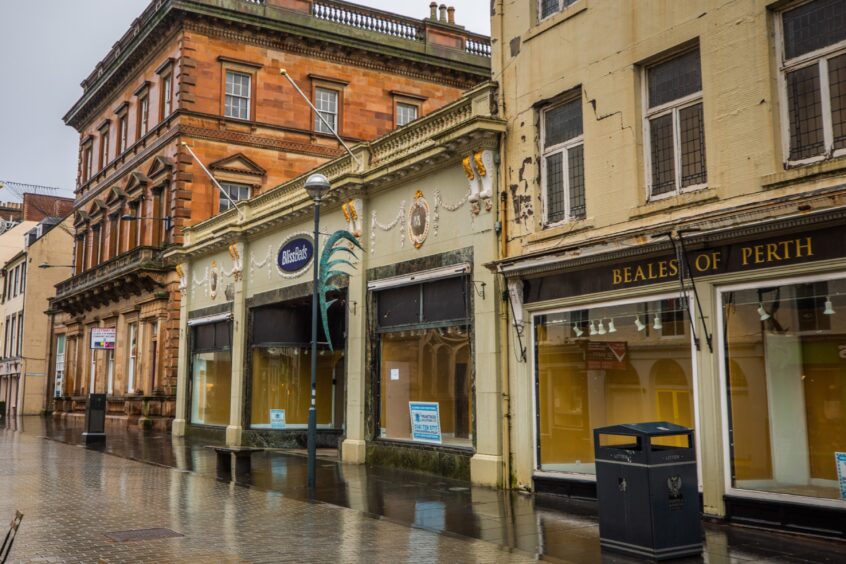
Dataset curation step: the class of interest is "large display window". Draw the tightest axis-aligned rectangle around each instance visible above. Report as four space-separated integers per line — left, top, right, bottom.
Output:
533 296 696 475
190 320 232 427
375 274 473 448
720 275 846 502
249 301 346 429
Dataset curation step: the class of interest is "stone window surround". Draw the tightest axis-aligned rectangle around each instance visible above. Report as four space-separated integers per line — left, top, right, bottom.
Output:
390 90 426 128
309 74 348 137
219 56 262 122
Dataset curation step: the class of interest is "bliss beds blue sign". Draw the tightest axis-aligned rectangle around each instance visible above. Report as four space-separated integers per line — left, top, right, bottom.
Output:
277 236 313 273
409 402 442 444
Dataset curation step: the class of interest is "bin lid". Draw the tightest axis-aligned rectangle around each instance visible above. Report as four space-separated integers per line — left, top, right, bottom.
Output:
594 421 691 437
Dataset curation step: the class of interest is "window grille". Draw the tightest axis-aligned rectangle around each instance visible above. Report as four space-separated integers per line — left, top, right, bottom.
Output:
225 71 251 120
542 97 585 224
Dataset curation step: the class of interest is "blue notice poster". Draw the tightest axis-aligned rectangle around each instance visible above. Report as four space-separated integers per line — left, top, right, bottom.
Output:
270 409 286 429
409 402 442 444
837 452 846 500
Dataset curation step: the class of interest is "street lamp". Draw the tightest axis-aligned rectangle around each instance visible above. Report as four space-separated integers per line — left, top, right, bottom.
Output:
304 173 330 492
121 214 173 232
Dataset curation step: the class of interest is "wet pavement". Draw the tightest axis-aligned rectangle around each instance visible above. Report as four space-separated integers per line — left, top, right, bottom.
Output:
4 416 846 562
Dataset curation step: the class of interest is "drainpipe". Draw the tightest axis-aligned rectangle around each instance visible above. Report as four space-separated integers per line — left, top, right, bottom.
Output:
492 0 513 490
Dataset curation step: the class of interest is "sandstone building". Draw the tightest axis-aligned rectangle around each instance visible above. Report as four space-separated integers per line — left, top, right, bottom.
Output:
492 0 846 538
51 0 491 428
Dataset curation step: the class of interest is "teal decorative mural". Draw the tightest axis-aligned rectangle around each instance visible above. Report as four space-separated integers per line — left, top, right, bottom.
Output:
319 230 363 351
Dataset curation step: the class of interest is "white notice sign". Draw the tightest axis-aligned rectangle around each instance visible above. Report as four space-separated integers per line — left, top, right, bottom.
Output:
270 409 286 429
390 368 400 381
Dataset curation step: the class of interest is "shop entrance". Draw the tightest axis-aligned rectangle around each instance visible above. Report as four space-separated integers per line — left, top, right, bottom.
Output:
248 294 347 431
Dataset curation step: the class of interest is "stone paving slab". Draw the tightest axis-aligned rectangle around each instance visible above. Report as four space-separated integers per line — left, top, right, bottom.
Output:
0 430 536 563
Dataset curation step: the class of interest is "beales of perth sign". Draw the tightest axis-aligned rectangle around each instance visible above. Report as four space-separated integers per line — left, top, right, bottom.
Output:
277 235 314 274
525 225 844 303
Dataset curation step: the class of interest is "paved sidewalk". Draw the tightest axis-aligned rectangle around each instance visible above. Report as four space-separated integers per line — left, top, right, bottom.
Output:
0 428 533 563
4 417 846 563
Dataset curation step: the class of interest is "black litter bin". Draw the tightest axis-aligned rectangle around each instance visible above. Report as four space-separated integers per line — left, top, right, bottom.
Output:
83 393 107 445
594 422 701 560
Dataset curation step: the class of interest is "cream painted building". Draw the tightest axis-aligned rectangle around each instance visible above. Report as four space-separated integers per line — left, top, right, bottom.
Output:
0 218 73 416
168 84 508 485
491 0 846 537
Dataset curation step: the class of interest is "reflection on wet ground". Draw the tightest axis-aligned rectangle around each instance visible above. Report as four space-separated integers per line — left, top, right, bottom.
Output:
8 415 845 563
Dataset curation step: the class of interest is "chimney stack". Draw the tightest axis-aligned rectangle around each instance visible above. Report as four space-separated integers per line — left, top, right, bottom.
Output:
429 2 437 19
439 4 447 22
447 6 455 24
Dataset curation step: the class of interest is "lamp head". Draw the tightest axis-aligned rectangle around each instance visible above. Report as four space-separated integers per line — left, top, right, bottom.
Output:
305 173 331 202
39 262 50 269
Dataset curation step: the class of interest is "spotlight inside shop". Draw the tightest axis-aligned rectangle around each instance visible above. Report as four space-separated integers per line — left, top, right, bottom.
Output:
572 323 584 337
589 320 597 336
608 318 617 333
653 314 663 331
824 296 835 315
634 316 647 332
304 172 331 492
757 302 771 321
597 320 607 335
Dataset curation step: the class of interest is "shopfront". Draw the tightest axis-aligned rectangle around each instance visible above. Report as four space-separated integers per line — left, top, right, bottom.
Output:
504 215 846 536
169 83 507 483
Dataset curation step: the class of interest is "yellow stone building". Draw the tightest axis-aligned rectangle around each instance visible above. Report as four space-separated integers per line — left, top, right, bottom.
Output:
491 0 846 536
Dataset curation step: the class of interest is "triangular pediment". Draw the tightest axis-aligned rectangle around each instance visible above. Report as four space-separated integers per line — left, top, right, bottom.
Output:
105 186 128 205
209 153 266 177
147 156 174 179
125 171 149 194
74 210 91 227
88 199 107 217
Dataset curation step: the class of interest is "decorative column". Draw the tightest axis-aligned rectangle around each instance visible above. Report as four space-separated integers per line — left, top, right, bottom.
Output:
341 203 368 464
172 261 190 437
226 240 248 447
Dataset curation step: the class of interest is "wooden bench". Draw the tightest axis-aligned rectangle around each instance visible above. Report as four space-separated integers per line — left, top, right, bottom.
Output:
206 446 263 480
1 511 23 563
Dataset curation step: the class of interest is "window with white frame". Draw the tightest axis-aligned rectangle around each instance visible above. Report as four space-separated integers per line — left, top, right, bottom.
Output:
644 48 707 198
219 182 251 213
541 97 585 224
55 334 66 397
162 74 173 118
779 0 846 163
396 102 419 127
314 87 339 134
539 0 579 21
225 71 251 120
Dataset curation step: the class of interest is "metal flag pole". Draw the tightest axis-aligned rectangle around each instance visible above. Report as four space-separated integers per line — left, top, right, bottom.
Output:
279 69 362 167
180 142 246 220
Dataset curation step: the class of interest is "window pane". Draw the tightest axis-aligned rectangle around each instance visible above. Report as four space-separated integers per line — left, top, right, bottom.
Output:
568 144 585 219
648 49 702 108
786 65 825 160
545 152 566 223
679 103 707 187
315 88 338 133
723 279 846 501
782 0 846 60
830 53 846 150
377 284 420 327
397 103 418 126
649 113 676 196
379 327 472 448
422 276 468 323
190 350 232 426
544 99 582 148
219 182 251 213
535 299 694 474
250 347 342 428
540 0 560 19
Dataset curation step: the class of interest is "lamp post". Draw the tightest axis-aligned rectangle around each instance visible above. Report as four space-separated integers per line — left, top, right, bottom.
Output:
304 173 330 491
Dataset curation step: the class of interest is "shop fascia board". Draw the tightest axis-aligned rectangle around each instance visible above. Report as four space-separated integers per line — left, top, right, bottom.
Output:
494 201 846 279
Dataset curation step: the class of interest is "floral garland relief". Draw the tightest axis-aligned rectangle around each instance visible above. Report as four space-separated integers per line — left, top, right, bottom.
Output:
369 151 495 252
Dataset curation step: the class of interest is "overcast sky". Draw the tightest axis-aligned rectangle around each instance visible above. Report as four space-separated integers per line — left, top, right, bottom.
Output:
0 1 491 193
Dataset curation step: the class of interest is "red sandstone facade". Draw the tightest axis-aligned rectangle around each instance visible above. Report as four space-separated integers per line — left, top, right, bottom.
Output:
50 0 490 428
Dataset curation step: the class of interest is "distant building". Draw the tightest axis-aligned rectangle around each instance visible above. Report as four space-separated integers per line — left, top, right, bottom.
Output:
52 0 491 430
0 216 73 417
